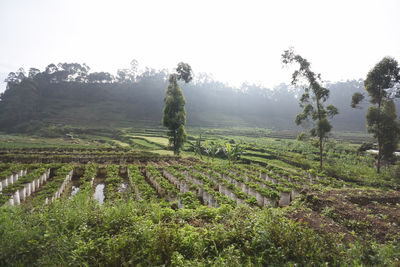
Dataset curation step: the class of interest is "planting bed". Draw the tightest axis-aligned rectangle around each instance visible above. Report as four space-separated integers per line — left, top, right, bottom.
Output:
0 145 398 266
0 160 364 210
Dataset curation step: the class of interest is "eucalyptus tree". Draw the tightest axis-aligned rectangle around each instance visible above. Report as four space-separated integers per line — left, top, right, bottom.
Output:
351 57 400 173
162 62 193 155
282 48 338 170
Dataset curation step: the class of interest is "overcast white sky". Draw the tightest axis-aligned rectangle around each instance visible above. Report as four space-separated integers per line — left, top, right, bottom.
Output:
0 0 399 91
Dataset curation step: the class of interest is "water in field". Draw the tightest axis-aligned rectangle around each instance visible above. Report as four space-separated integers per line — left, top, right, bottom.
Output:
93 175 106 204
68 175 82 198
117 167 129 194
367 149 400 156
94 184 105 204
119 182 128 193
70 186 80 197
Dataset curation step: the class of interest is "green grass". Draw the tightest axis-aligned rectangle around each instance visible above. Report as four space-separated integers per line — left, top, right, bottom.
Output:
2 196 391 266
153 150 174 156
0 136 106 150
130 138 162 149
128 135 168 147
111 140 130 148
143 136 169 146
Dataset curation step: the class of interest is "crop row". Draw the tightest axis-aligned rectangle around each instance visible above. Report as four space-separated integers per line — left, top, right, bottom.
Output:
0 166 50 206
41 165 74 204
127 165 158 202
244 163 346 188
104 165 124 200
162 162 311 207
0 161 329 209
213 164 297 205
145 165 179 202
161 166 202 208
79 163 98 193
0 151 142 156
0 153 176 164
0 147 127 153
171 165 238 207
193 164 281 206
0 167 28 193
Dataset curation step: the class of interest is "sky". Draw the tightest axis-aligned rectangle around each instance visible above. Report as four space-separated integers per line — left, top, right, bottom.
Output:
0 0 399 92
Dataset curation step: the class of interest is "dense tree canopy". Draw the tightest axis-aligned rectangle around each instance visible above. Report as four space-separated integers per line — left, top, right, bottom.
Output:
0 61 392 133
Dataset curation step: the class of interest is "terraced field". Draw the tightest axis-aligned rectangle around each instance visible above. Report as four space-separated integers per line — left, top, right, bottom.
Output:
0 133 398 266
1 159 340 208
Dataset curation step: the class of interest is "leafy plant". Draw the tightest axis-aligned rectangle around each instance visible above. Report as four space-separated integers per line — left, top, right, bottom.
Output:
188 134 203 159
204 141 221 162
222 143 246 164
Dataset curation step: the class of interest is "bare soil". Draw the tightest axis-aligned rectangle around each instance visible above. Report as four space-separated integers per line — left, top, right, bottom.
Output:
287 188 400 243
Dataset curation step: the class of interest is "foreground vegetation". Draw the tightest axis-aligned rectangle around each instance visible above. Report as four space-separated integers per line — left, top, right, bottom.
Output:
0 128 398 266
1 192 398 266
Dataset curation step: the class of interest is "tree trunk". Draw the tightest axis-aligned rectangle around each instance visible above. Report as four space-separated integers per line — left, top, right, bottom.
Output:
315 97 323 172
377 99 382 174
319 137 323 171
173 130 178 155
377 142 382 174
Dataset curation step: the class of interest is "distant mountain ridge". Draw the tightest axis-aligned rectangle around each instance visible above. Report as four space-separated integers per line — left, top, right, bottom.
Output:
0 64 388 133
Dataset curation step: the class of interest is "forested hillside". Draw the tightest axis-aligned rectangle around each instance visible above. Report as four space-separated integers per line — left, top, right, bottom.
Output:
0 63 375 132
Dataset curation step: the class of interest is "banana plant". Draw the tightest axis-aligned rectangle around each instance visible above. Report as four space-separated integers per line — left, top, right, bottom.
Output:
189 134 203 159
223 143 246 164
204 141 221 162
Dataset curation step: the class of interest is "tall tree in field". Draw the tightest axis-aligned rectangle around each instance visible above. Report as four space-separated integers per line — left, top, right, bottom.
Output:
352 57 400 173
162 63 193 155
282 48 338 170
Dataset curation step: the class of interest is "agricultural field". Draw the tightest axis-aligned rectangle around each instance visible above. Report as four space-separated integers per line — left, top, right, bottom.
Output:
0 129 399 266
2 0 400 265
